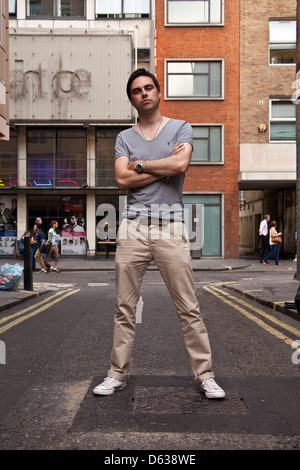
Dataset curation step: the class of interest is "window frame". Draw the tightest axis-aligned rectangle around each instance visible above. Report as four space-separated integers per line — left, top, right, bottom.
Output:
26 127 87 188
9 0 17 17
165 59 224 100
269 99 296 142
164 0 224 26
190 124 224 164
269 20 296 66
26 0 86 19
95 0 151 19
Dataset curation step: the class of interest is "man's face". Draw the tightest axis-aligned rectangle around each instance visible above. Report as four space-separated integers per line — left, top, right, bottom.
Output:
129 75 161 114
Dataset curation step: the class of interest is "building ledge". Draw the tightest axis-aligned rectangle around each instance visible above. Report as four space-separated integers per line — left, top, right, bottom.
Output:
238 171 296 190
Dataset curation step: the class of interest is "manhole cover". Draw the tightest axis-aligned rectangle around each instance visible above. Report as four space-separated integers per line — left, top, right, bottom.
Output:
129 385 248 414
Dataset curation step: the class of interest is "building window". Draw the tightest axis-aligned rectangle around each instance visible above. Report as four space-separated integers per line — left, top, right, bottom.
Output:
0 130 18 187
26 0 85 17
269 21 296 65
191 125 223 162
166 0 222 25
183 194 222 256
166 60 223 99
96 127 126 187
270 100 296 141
9 0 17 16
27 129 87 187
95 0 150 19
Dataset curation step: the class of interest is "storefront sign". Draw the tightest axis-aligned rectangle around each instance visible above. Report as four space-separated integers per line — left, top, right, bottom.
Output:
10 34 132 121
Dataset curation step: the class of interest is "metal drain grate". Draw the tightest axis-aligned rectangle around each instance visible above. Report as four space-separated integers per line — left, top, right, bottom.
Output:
129 385 248 415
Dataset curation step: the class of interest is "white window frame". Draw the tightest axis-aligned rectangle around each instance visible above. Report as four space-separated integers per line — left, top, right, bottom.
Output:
164 59 224 100
269 20 296 66
95 0 151 19
164 0 224 26
190 124 224 164
269 99 296 142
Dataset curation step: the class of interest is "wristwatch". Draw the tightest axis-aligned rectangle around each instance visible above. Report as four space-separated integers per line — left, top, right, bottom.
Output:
136 160 143 173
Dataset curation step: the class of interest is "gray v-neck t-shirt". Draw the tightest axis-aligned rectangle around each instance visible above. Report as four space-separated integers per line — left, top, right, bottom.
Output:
115 118 193 221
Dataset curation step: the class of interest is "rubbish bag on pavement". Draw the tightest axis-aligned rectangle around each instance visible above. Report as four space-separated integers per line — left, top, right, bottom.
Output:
0 263 24 291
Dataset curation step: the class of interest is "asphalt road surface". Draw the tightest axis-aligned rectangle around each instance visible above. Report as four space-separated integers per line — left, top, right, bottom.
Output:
0 267 299 455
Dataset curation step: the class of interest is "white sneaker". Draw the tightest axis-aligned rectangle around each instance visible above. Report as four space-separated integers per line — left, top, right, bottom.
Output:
93 377 127 396
201 378 225 399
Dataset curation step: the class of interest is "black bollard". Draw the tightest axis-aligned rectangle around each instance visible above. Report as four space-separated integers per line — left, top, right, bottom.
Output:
23 235 33 291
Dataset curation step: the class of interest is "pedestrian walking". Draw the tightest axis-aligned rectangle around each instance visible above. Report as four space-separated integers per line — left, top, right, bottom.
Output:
93 69 225 399
45 220 60 272
34 224 52 273
262 220 282 266
259 214 270 263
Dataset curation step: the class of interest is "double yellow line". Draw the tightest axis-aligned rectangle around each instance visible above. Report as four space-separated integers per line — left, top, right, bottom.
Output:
0 288 80 335
203 283 300 347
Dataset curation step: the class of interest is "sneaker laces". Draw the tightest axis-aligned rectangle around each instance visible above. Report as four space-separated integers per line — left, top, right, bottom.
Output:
203 378 220 390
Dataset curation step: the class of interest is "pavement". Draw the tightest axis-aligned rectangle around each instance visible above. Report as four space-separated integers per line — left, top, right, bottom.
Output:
0 255 300 320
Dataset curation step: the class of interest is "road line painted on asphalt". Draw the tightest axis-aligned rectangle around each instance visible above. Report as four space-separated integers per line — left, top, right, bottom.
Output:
209 284 300 338
0 288 80 335
87 283 109 287
136 296 144 324
0 289 74 326
204 285 296 347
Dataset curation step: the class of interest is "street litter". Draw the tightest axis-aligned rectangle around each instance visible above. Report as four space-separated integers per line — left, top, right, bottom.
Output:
0 263 23 291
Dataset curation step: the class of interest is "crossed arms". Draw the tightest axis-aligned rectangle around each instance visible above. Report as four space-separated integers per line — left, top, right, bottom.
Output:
115 142 193 190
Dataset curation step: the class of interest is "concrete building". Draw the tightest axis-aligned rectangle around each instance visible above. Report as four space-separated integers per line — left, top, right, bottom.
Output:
0 0 153 257
239 0 297 258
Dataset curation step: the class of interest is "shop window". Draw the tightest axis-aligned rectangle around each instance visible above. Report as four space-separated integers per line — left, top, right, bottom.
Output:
96 127 128 188
0 130 18 188
26 0 85 17
191 125 223 162
166 0 223 25
166 60 223 99
0 195 17 256
269 21 296 65
27 128 87 187
270 100 296 141
95 0 150 18
28 195 86 256
183 194 222 256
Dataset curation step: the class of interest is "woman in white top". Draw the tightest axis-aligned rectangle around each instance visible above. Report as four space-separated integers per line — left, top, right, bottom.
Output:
262 220 282 266
46 220 60 272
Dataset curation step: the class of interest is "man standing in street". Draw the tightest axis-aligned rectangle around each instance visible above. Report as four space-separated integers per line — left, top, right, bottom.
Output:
93 69 225 399
259 214 270 263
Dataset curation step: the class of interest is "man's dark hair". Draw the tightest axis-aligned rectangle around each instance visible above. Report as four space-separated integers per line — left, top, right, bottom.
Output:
126 68 160 100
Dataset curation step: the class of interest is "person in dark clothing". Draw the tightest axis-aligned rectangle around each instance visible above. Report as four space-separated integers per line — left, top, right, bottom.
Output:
34 224 52 273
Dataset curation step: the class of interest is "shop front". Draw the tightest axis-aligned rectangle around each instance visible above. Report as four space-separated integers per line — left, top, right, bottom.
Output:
28 194 86 256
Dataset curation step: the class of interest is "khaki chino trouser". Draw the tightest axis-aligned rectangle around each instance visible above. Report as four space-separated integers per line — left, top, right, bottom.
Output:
108 218 214 385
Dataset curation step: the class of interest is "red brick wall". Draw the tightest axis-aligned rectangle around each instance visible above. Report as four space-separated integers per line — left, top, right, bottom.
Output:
155 0 240 258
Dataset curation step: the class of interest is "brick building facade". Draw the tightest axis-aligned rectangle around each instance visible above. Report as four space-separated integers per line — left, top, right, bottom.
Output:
155 0 240 258
239 0 297 257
